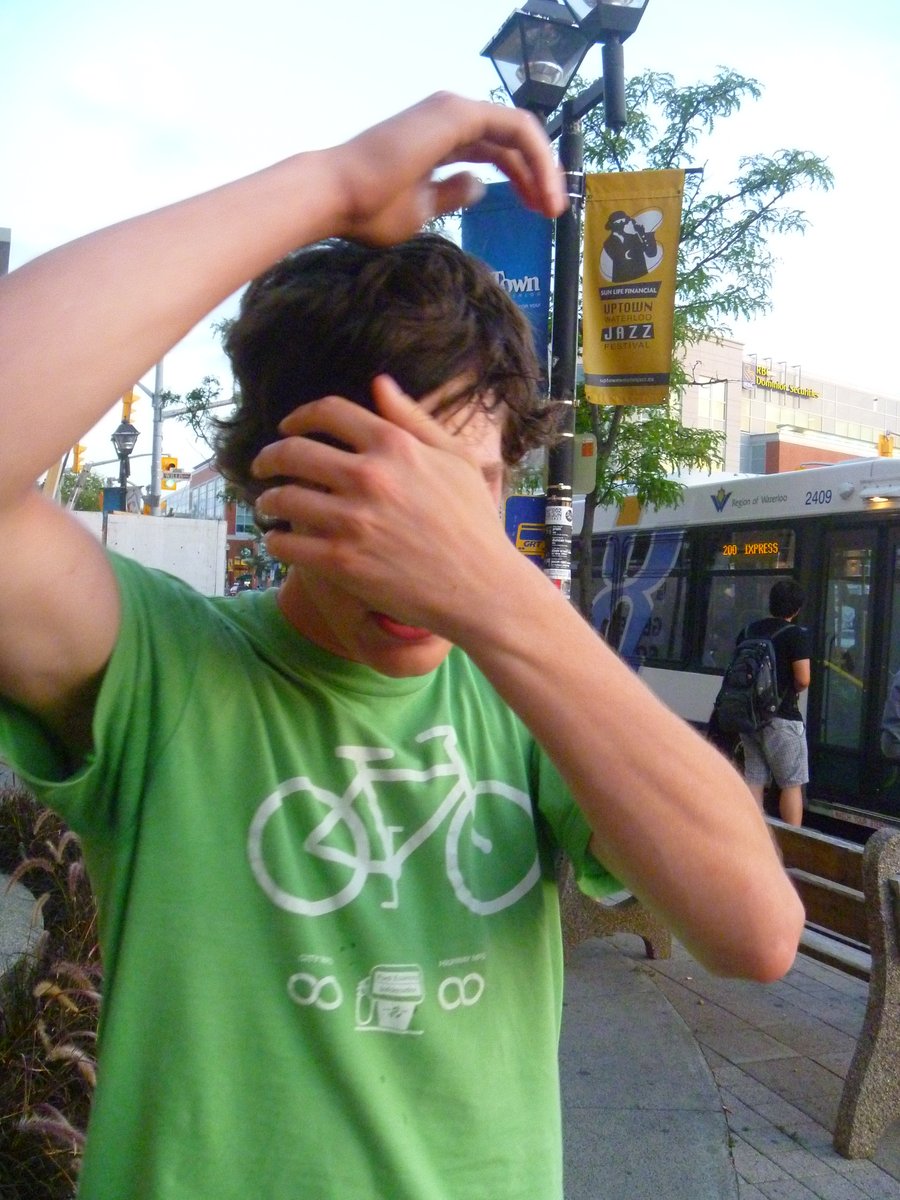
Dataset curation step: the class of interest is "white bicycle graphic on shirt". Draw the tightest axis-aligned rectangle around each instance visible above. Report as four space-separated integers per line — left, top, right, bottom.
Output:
247 725 541 917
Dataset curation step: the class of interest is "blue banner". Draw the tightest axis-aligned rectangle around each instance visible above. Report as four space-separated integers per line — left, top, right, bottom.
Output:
461 182 552 372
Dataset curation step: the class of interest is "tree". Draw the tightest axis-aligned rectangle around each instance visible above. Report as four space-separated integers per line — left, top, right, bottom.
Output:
59 468 104 511
570 68 833 619
159 375 224 455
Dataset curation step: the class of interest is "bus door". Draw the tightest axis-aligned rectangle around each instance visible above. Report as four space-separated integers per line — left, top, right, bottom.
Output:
872 528 900 822
809 528 874 807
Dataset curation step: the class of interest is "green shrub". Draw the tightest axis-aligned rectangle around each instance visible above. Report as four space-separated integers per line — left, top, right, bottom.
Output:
0 786 100 1199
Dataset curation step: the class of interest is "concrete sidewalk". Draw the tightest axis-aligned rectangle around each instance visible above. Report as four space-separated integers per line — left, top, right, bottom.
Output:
567 932 900 1200
561 938 738 1199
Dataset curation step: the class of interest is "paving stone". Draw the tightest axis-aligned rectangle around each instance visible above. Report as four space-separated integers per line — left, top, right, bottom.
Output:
738 1185 770 1200
738 1120 816 1159
719 1087 771 1126
739 1057 843 1130
753 1093 823 1128
731 1137 791 1185
832 1156 900 1200
768 1147 850 1181
755 1176 824 1198
724 1073 795 1112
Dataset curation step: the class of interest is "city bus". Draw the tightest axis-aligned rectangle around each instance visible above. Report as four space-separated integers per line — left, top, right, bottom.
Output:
577 456 900 836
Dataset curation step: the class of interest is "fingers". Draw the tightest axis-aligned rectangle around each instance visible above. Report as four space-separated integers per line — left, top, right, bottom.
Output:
252 432 354 492
367 375 465 452
425 94 568 217
255 475 343 537
251 381 449 508
444 134 564 218
337 92 567 244
271 377 460 456
251 377 486 540
430 172 486 217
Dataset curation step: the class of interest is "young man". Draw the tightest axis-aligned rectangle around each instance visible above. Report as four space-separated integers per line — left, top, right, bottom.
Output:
0 93 804 1199
738 579 811 827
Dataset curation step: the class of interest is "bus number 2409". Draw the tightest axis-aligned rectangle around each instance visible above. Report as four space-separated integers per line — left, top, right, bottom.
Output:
804 489 833 506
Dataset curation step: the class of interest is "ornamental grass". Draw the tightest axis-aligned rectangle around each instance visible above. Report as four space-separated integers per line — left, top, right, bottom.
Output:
0 784 100 1199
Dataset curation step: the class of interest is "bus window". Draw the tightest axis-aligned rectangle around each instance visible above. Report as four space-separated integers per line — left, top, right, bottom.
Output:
819 541 870 751
703 575 782 668
599 531 689 667
878 545 900 814
703 579 737 669
887 550 900 682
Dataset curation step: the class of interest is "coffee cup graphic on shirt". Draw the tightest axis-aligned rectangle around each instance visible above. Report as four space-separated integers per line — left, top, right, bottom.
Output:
355 964 424 1034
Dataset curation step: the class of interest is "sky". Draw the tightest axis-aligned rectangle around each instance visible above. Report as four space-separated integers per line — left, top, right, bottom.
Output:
2 0 899 486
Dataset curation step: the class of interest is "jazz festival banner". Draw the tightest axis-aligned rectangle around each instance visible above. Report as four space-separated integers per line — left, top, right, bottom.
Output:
582 169 685 405
461 181 553 371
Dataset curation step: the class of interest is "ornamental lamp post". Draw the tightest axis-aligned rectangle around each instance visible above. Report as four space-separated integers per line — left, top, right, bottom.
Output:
482 0 649 598
111 419 140 492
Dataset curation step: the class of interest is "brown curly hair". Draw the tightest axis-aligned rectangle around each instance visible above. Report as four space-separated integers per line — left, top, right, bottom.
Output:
214 234 558 506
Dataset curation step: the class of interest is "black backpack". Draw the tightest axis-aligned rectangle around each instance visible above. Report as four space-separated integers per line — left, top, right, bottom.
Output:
713 624 791 735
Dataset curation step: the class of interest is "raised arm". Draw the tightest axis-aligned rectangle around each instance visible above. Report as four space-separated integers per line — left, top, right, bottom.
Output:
253 379 805 983
0 94 564 505
0 94 565 740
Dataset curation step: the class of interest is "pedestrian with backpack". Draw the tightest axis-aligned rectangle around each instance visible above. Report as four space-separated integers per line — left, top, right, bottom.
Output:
722 579 811 826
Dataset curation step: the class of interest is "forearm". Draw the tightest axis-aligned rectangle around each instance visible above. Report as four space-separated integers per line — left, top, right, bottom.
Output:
457 556 804 981
0 149 343 507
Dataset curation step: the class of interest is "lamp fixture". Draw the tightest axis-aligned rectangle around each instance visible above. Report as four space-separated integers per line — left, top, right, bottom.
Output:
481 0 590 116
562 0 649 127
561 0 649 42
111 420 140 459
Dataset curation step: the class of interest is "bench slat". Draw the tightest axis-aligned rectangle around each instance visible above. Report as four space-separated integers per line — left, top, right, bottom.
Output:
788 870 869 946
799 928 871 981
770 820 864 892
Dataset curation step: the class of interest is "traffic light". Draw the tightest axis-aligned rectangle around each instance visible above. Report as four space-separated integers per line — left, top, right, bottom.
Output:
72 443 86 473
161 455 179 490
122 387 139 423
879 433 894 458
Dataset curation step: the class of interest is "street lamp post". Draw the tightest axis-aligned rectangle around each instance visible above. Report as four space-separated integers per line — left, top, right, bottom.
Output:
110 419 140 508
483 0 648 597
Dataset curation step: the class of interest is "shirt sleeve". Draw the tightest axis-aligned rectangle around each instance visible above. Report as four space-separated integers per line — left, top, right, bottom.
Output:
0 553 208 836
788 624 812 661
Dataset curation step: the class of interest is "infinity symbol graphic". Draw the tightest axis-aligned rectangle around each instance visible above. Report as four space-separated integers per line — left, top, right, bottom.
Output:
438 973 485 1010
288 972 343 1010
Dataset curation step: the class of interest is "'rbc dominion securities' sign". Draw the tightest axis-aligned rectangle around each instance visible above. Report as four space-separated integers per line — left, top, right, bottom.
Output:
742 362 820 399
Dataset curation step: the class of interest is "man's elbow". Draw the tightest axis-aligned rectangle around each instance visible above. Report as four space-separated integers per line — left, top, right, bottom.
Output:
740 888 806 983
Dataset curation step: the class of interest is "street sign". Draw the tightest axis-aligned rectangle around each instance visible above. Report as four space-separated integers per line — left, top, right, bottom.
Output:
162 469 192 481
504 494 547 564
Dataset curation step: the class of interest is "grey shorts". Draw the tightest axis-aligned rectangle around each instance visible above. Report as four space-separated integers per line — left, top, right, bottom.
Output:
740 718 809 788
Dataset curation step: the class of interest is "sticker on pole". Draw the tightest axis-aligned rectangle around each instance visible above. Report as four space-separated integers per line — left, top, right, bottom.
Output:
504 495 547 563
544 504 573 526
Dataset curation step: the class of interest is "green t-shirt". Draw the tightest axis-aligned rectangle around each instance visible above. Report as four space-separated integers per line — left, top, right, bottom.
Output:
0 554 616 1200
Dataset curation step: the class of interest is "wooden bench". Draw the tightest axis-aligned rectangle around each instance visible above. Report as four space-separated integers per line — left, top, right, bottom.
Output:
557 855 671 963
767 817 900 1158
